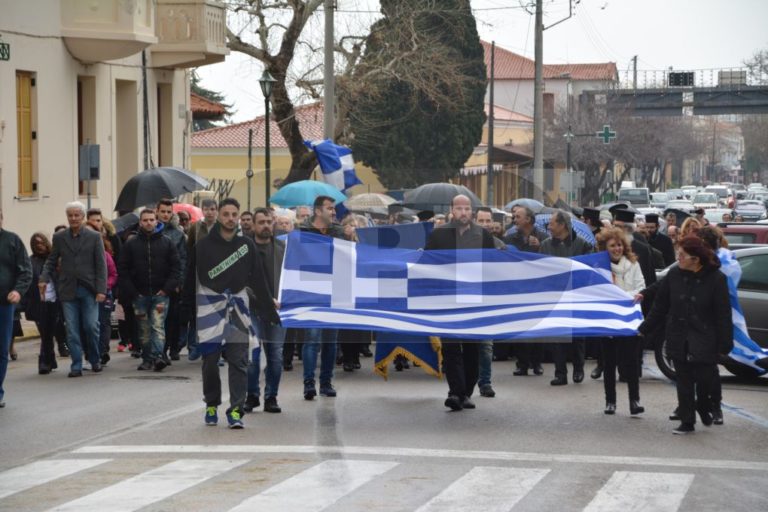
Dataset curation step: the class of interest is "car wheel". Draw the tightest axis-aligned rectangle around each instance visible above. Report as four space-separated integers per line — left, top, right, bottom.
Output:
654 338 677 381
722 360 762 380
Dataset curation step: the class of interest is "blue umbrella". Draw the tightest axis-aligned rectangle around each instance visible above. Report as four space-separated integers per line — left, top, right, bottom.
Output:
269 180 347 207
505 213 596 246
504 198 545 213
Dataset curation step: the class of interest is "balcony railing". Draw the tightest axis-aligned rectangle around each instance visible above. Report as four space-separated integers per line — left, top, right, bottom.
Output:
152 0 228 68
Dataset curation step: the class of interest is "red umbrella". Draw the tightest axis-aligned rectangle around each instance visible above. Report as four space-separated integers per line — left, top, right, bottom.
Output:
173 203 203 223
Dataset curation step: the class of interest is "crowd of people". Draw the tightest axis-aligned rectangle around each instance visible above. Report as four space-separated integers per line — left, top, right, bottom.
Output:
0 193 734 434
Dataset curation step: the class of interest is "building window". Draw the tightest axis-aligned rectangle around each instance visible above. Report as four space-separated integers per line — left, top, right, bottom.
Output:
16 71 38 197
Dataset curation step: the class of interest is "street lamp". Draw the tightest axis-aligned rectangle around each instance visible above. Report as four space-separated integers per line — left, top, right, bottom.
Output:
259 70 277 205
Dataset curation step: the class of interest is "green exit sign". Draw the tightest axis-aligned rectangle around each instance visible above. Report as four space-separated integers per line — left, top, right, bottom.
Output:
0 42 9 61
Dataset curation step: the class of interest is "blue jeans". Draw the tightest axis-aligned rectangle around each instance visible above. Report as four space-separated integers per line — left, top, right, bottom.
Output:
61 286 101 371
478 341 493 387
0 304 15 401
133 295 170 363
247 320 286 399
302 328 337 384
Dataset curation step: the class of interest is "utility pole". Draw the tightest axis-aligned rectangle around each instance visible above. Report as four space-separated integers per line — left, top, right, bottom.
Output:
323 0 334 140
532 0 544 201
632 55 638 90
486 41 495 206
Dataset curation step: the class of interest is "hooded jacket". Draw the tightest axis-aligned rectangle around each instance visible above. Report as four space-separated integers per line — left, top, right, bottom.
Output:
118 224 181 298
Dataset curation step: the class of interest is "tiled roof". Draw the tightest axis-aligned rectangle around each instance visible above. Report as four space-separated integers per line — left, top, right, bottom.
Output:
481 40 617 81
190 93 226 118
192 102 324 148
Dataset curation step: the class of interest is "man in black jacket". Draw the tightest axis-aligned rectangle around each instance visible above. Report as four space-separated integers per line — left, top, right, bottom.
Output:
424 195 495 411
182 198 279 429
645 213 675 267
156 199 187 362
119 209 181 372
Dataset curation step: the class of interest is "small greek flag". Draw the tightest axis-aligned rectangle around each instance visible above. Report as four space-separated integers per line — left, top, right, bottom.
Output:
304 139 362 192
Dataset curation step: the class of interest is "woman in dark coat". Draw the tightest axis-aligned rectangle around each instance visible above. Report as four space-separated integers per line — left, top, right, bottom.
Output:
638 236 733 434
24 232 61 374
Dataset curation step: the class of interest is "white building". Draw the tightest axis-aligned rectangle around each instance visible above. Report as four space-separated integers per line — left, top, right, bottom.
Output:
0 0 227 243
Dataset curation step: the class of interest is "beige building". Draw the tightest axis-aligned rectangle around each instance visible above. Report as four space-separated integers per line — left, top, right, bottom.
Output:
0 0 227 244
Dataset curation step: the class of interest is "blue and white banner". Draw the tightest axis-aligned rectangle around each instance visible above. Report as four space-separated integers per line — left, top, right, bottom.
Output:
304 139 362 192
718 249 768 374
277 232 643 340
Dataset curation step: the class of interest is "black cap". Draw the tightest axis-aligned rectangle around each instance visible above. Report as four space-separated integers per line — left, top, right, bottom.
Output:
387 203 404 216
416 210 435 222
645 213 659 225
492 212 506 224
613 208 636 223
582 207 601 223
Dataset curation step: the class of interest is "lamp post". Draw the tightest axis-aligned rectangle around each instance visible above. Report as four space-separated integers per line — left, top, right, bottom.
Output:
259 70 276 205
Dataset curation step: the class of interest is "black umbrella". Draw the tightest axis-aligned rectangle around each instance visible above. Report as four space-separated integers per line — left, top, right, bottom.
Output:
110 212 138 235
662 208 692 227
114 167 209 212
403 183 482 214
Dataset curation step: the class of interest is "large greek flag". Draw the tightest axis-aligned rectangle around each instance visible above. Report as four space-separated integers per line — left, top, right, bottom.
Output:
278 232 643 339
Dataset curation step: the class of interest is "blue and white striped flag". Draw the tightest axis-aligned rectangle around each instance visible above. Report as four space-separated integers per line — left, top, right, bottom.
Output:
277 232 643 339
304 139 362 192
718 248 768 374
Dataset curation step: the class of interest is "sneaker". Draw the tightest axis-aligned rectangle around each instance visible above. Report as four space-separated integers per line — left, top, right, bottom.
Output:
479 384 496 398
303 379 316 400
319 382 337 397
697 407 714 427
226 408 244 429
117 344 126 353
188 347 201 361
673 422 695 435
137 360 154 371
713 406 724 425
205 406 218 426
100 353 110 365
243 394 260 413
91 363 103 373
669 408 680 421
264 397 282 413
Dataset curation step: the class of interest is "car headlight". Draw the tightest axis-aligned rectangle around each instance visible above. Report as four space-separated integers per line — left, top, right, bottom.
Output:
761 212 767 220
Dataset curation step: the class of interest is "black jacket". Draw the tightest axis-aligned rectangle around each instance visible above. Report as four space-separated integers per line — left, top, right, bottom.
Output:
631 233 656 286
0 229 32 306
649 232 676 267
639 266 733 364
425 221 496 250
119 228 181 298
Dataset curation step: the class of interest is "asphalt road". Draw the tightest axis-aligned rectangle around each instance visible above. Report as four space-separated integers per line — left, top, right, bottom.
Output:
1 338 767 512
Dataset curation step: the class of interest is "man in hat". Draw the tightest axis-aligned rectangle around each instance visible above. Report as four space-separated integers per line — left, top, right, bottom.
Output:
582 207 602 238
645 213 675 267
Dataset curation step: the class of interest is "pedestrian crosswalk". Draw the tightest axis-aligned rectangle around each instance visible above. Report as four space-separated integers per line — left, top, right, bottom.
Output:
0 450 742 512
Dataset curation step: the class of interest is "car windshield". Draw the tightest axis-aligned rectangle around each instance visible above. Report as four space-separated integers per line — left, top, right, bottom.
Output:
651 193 667 201
706 187 728 198
694 194 717 203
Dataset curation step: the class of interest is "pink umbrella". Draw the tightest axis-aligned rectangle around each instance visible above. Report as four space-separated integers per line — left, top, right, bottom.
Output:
173 203 203 223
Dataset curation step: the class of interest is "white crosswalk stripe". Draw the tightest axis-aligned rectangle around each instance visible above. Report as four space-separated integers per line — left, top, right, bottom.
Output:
583 471 695 512
227 459 399 512
0 459 112 500
46 459 247 512
414 466 550 512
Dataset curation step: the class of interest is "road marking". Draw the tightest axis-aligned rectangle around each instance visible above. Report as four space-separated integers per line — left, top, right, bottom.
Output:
415 466 550 512
227 459 398 512
0 459 111 499
73 445 768 472
47 459 245 512
583 471 694 512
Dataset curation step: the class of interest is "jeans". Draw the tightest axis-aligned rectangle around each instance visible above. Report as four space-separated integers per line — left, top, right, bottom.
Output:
247 320 286 399
302 328 338 384
0 304 15 401
61 286 101 372
477 341 493 387
133 295 170 363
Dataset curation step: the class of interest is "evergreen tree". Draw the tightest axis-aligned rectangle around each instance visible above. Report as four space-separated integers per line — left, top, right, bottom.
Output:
191 70 233 131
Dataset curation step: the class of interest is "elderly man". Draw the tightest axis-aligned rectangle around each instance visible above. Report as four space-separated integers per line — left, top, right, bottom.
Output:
40 202 107 377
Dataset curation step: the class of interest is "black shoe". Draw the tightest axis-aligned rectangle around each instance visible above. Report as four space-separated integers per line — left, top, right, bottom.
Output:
319 382 337 397
673 422 695 435
91 363 103 373
353 361 361 369
38 366 51 375
604 402 616 415
550 377 567 386
360 347 373 358
170 351 180 361
573 370 584 383
283 362 293 371
532 365 544 375
59 345 70 357
479 384 496 398
0 400 5 407
343 363 355 372
131 350 141 359
444 395 463 411
395 360 404 371
713 406 724 425
630 400 645 416
67 370 83 378
100 353 110 365
591 366 603 379
697 407 713 427
153 359 167 372
303 379 316 400
162 354 172 366
513 368 528 376
243 394 260 413
264 397 281 413
461 396 476 409
137 360 154 371
669 408 680 421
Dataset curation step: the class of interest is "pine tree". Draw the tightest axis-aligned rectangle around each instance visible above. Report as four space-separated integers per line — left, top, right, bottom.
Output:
191 70 233 131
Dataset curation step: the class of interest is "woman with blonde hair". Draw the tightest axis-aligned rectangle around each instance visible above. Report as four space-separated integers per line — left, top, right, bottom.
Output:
679 217 702 240
596 227 646 416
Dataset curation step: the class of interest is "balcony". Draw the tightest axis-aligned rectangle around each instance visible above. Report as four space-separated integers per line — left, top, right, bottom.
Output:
151 0 229 68
61 0 158 63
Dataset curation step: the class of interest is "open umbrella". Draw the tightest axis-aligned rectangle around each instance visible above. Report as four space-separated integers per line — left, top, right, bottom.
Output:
403 183 482 214
505 212 596 246
504 198 545 213
269 180 347 208
114 167 208 212
345 193 396 211
111 212 138 235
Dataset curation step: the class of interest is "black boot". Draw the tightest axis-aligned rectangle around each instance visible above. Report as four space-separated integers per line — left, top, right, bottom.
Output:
38 355 51 375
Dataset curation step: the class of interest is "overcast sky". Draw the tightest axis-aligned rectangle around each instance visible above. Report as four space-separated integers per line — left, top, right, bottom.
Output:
197 0 768 123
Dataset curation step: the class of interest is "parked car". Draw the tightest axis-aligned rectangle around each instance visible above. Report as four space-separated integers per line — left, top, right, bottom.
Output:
747 191 768 209
692 192 719 210
705 185 733 207
653 246 768 380
733 200 768 222
717 223 768 245
650 192 668 209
